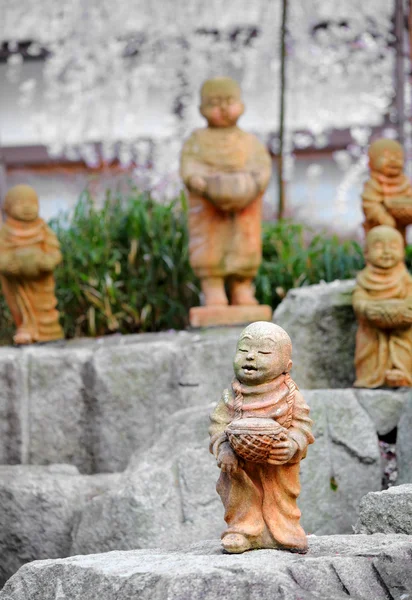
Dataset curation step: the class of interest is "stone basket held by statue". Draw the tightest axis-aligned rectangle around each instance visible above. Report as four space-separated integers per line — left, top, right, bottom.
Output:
384 197 412 226
206 172 258 211
226 417 288 463
366 300 412 330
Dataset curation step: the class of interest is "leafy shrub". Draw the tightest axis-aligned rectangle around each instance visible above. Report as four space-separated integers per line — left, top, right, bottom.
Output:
255 220 365 307
0 190 377 344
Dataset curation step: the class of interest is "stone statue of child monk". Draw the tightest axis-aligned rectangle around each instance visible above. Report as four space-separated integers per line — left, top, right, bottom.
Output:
209 321 314 554
180 77 272 306
353 225 412 388
0 185 64 344
362 138 412 243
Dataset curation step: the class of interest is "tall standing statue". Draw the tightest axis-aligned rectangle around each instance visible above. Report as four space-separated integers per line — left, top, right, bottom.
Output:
353 226 412 388
209 321 314 553
0 185 64 345
180 77 272 327
362 138 412 243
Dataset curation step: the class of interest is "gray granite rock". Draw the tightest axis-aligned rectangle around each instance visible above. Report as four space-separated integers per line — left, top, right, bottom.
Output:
3 535 412 600
0 464 119 587
274 280 356 388
0 328 242 474
300 390 381 535
355 485 412 535
0 349 26 465
397 393 412 484
354 388 411 436
72 390 381 556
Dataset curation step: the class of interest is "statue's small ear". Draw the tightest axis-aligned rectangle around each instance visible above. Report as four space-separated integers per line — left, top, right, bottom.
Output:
285 359 292 373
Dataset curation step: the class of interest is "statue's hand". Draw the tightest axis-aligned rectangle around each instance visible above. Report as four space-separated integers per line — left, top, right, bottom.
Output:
380 213 397 228
38 253 55 272
365 303 383 321
217 443 239 475
189 175 207 194
267 438 298 465
1 254 20 276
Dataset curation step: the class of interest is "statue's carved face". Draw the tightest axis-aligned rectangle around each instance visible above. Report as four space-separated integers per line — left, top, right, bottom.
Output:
371 148 404 177
6 195 39 222
367 234 404 269
200 94 244 128
234 333 292 385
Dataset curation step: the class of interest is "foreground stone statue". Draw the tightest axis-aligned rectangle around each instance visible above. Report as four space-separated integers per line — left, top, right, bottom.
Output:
362 138 412 243
0 185 64 344
180 77 272 327
209 321 314 553
353 226 412 388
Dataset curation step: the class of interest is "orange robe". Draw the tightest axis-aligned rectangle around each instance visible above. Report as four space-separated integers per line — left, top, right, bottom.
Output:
209 374 314 551
362 171 412 242
0 217 63 342
180 127 271 279
353 262 412 387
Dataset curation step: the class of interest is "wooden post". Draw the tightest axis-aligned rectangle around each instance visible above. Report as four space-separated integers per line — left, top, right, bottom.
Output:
395 0 405 146
277 0 288 220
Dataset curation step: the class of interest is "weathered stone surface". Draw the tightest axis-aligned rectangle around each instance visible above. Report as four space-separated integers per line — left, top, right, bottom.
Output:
0 464 119 587
355 485 412 535
274 280 356 388
397 393 412 484
72 390 380 556
300 390 381 535
0 348 26 465
354 388 411 436
27 346 95 472
0 328 242 474
3 535 412 600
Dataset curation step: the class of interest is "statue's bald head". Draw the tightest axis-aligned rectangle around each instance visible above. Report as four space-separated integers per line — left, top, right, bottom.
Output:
4 185 39 222
200 77 242 104
366 225 403 247
365 225 404 268
368 138 404 176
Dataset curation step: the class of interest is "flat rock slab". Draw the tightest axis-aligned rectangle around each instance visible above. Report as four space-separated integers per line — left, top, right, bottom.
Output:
2 535 412 600
355 485 412 535
0 465 119 587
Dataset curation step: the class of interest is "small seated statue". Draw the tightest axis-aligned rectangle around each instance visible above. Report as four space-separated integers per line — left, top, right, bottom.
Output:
362 138 412 243
0 185 64 344
180 77 272 309
353 225 412 388
209 321 314 554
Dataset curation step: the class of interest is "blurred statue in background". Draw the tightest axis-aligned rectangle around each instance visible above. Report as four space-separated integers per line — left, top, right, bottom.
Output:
209 321 314 553
0 185 64 344
180 77 272 326
362 138 412 243
353 226 412 388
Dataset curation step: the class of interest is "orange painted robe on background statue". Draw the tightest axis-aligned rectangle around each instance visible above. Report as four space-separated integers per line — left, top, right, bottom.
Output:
0 217 63 343
353 262 412 388
181 127 271 279
209 374 314 551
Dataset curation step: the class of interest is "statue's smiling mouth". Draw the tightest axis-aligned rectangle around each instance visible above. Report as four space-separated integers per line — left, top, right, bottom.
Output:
243 365 257 372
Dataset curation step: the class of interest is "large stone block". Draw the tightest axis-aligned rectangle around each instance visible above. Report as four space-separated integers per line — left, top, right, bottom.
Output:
355 485 412 535
300 390 381 535
397 393 412 484
354 388 411 436
72 389 381 556
26 346 95 472
0 465 119 587
3 535 412 600
274 280 356 388
0 349 26 465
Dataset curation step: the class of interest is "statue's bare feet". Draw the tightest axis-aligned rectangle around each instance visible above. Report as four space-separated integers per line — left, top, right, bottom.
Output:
201 277 228 306
230 278 259 306
385 369 411 387
13 329 33 345
221 533 251 554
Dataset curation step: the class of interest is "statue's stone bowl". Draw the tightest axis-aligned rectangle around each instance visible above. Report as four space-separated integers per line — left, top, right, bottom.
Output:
226 417 287 463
